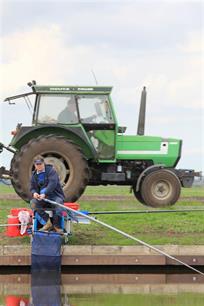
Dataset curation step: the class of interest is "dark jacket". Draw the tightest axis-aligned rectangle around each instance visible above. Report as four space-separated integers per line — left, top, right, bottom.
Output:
30 164 65 200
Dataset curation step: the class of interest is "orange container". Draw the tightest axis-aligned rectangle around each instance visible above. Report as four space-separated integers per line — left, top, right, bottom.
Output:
64 202 80 210
6 215 20 237
10 208 33 216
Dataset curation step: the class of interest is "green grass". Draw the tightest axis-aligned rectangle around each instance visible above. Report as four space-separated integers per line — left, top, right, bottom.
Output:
0 184 15 193
0 184 204 196
68 198 204 245
0 186 204 245
180 186 204 197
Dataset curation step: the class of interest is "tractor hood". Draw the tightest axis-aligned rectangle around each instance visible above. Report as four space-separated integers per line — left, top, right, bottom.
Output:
116 135 182 168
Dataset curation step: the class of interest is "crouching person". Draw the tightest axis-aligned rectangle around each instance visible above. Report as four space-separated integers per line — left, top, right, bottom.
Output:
30 155 65 234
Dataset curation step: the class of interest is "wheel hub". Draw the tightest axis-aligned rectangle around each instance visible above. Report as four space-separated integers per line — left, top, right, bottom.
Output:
44 156 70 185
152 180 172 200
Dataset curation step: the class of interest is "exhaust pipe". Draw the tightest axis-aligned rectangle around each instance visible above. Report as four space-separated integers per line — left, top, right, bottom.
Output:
137 86 146 135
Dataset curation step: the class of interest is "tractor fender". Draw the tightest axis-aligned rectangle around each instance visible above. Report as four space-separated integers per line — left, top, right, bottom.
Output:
11 125 97 160
136 164 165 192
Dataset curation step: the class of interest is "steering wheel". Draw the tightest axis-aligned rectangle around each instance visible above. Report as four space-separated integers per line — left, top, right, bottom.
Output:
81 115 97 123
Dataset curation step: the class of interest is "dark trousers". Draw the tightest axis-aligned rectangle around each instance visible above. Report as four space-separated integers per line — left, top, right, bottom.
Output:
30 196 64 228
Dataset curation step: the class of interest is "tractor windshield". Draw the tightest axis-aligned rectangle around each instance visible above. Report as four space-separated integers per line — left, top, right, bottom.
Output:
77 95 114 124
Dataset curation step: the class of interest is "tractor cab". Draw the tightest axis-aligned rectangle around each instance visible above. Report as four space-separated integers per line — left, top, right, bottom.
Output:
4 82 119 161
35 93 114 125
33 87 117 160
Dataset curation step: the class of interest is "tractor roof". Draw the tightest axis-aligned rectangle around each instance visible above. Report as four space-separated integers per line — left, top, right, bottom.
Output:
33 85 112 94
3 84 112 103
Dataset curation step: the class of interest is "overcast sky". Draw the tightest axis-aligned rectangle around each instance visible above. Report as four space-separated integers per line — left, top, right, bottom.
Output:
0 0 203 173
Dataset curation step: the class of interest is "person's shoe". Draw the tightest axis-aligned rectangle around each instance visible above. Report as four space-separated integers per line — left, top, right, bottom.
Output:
54 226 64 235
39 218 53 232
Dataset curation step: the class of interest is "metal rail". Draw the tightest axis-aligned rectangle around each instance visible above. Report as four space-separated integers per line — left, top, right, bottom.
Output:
88 208 204 215
0 223 28 227
45 198 204 276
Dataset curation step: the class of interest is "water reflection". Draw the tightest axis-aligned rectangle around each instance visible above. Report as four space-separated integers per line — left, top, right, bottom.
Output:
5 296 29 306
31 271 61 305
1 272 204 305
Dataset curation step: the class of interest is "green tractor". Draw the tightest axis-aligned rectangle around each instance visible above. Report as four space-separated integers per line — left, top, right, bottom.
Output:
0 81 200 207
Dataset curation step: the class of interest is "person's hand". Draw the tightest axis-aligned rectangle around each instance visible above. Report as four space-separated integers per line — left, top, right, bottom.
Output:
33 193 40 199
39 194 46 200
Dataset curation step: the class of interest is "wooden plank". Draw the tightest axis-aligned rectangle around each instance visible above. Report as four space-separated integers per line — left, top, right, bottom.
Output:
0 256 30 266
61 255 165 266
0 273 203 285
1 283 204 295
0 255 165 266
61 273 166 284
2 244 204 256
166 256 204 266
3 245 31 256
166 274 204 284
62 246 92 255
0 274 30 283
0 253 203 266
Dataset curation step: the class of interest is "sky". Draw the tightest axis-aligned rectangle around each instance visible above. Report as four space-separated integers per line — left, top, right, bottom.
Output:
0 0 203 173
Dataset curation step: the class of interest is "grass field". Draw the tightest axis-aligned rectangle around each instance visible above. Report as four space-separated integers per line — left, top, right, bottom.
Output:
0 185 203 245
1 184 204 196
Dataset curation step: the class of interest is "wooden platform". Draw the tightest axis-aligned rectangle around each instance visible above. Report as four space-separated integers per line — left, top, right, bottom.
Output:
0 245 204 266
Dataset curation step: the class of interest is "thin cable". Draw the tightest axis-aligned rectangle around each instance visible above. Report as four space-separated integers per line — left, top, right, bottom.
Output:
88 209 204 215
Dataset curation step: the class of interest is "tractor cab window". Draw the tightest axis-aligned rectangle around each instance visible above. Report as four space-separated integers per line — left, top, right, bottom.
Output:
77 95 114 124
37 94 78 124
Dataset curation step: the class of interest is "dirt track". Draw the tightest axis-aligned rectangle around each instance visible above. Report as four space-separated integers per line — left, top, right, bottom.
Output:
0 193 204 202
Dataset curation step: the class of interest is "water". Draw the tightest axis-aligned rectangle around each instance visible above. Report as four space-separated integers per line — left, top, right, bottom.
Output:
1 270 204 306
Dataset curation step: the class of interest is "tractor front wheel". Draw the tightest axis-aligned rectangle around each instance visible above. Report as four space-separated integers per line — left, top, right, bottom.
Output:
11 135 89 202
140 169 181 207
132 187 146 205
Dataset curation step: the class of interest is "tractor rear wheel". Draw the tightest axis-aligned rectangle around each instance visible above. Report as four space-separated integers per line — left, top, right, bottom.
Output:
11 135 89 202
140 169 181 207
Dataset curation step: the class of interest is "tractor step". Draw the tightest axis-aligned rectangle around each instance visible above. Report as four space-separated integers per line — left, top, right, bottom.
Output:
101 172 126 182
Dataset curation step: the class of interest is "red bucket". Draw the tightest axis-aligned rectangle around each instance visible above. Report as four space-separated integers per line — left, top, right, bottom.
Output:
6 215 20 237
63 202 80 216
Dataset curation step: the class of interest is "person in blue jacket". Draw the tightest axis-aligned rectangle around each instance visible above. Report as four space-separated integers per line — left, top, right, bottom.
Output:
30 155 65 234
